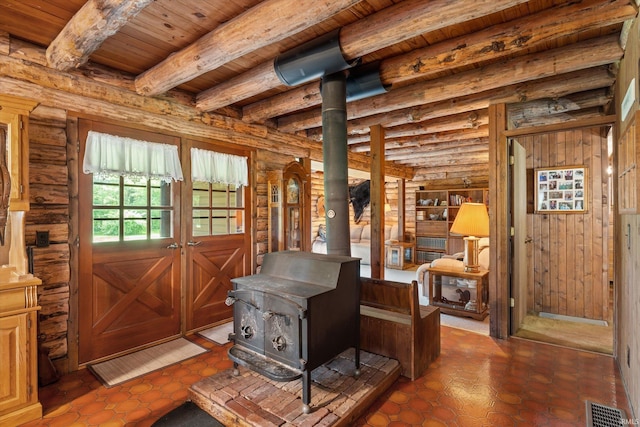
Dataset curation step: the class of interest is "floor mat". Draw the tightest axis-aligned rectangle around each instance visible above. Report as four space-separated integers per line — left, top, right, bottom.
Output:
441 313 490 335
152 401 224 427
514 314 613 354
88 338 208 387
197 321 233 345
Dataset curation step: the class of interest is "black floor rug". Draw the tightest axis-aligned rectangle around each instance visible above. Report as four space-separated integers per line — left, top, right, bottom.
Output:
152 401 224 426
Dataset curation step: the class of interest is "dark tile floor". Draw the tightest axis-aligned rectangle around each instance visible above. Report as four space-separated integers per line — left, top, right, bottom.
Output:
20 326 631 427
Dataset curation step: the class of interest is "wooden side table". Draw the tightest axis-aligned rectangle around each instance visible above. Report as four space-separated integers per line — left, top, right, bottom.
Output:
385 241 415 270
426 266 488 320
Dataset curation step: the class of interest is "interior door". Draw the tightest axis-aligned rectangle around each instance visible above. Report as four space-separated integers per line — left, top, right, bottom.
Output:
184 139 251 333
509 138 529 334
78 121 182 364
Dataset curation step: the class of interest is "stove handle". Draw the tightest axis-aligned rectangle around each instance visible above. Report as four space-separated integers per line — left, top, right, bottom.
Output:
225 291 260 311
263 294 308 319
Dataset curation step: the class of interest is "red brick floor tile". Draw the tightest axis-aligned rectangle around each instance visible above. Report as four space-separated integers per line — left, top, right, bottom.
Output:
18 329 632 427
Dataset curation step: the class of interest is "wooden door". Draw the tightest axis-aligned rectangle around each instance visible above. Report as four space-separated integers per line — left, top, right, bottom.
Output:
510 139 528 334
78 121 182 363
183 139 251 333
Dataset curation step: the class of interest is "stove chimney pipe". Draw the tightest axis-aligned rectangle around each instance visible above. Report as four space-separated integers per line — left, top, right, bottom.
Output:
321 72 351 257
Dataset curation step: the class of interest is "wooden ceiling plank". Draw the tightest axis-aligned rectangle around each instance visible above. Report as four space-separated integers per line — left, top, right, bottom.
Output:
198 0 528 112
278 35 622 132
46 0 154 70
135 0 362 96
241 0 633 122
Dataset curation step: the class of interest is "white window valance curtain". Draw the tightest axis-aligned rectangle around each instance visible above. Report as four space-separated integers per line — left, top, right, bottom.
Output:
191 147 248 188
83 131 184 182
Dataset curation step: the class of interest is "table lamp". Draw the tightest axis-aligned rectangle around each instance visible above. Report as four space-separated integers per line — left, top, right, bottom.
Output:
449 202 489 272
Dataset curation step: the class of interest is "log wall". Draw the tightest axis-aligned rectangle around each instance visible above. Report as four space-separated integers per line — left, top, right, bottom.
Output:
520 127 610 321
27 105 71 361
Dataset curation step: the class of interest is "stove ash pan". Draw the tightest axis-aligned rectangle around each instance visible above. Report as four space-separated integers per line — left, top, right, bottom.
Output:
226 251 361 414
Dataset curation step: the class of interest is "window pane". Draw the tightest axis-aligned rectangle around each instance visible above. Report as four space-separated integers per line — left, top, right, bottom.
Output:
93 181 119 206
151 181 171 207
93 209 120 242
124 184 147 206
151 209 173 238
92 177 174 243
192 188 209 208
286 178 299 203
123 209 148 240
211 209 228 235
230 209 244 234
193 181 208 190
211 187 227 208
192 209 210 236
93 220 120 242
230 186 244 208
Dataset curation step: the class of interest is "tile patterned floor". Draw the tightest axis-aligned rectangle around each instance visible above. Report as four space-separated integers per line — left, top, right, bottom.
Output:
20 326 631 427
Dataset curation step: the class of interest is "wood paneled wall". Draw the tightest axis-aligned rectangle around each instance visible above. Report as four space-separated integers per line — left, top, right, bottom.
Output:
520 127 610 321
615 17 640 418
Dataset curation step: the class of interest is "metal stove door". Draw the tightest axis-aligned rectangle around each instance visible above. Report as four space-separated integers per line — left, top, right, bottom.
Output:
230 289 265 355
263 293 302 369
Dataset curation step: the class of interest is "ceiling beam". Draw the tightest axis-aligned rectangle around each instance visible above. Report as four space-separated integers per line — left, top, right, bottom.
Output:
348 125 490 145
346 87 611 147
350 136 487 153
46 0 154 70
242 0 634 122
288 66 615 134
135 0 361 96
278 35 622 132
196 0 528 112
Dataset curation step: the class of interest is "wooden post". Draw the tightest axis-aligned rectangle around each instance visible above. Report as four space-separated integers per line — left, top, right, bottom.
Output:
397 178 406 241
370 124 385 279
488 103 509 339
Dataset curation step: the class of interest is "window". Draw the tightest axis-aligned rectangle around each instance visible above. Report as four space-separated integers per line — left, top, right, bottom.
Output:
192 181 245 236
92 176 174 242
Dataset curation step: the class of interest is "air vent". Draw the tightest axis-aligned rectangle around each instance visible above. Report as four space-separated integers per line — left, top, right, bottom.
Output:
585 400 627 427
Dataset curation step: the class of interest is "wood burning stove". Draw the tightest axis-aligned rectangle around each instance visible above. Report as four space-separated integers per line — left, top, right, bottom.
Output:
226 251 360 413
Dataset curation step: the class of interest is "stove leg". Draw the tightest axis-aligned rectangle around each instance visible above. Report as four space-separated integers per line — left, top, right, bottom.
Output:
302 371 311 414
354 345 360 377
233 361 240 376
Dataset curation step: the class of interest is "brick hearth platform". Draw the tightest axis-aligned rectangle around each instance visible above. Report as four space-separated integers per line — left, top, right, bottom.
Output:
189 348 401 426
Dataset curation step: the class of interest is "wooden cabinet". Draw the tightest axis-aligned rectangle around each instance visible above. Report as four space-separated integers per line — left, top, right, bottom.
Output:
427 266 488 320
0 95 38 212
385 241 415 270
0 273 43 426
415 188 488 263
618 112 640 213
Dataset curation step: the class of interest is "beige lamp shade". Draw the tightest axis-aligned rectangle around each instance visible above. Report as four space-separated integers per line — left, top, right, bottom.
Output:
449 202 489 272
450 203 489 237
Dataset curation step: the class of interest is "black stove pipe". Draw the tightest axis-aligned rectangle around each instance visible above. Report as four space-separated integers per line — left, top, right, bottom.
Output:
321 72 351 257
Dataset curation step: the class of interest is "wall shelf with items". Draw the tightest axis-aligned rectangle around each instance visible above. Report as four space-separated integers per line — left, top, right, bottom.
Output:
415 188 488 262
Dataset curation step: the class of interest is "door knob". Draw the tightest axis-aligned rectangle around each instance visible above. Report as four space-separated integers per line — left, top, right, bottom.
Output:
166 242 180 249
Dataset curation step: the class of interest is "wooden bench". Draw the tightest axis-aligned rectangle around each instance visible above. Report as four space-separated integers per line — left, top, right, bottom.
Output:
360 277 440 381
